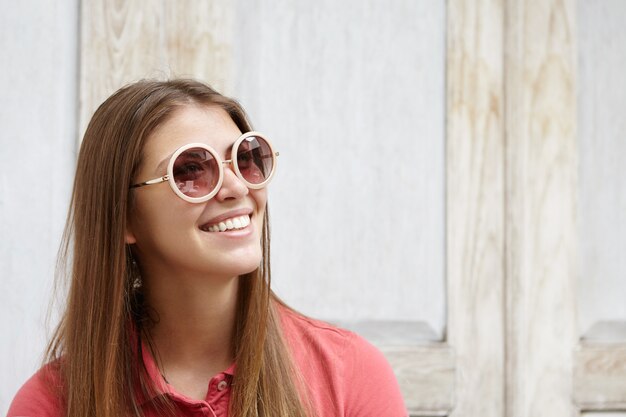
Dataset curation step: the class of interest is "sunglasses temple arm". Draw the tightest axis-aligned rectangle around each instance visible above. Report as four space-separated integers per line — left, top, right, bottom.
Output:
130 175 169 189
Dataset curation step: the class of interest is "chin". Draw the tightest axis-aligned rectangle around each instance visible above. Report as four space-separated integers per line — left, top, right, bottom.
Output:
240 257 264 275
215 252 263 277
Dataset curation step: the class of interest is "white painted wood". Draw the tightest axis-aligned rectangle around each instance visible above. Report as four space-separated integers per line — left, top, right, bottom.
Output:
575 344 626 410
573 2 626 412
583 414 626 417
338 321 456 414
446 1 505 416
380 345 455 416
337 320 439 346
79 1 449 412
79 0 234 135
577 0 626 336
0 1 78 415
583 322 626 344
233 0 447 337
504 1 579 416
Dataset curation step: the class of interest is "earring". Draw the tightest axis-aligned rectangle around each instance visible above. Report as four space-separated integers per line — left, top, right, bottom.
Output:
127 246 143 289
132 275 143 289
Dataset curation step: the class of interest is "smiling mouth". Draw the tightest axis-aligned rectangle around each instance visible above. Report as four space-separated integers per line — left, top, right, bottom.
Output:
200 215 251 232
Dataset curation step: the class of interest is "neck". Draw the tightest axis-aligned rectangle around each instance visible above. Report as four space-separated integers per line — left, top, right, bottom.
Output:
141 269 240 383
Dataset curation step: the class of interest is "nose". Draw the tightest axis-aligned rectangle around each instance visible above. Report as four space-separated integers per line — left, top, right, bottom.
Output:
214 160 248 201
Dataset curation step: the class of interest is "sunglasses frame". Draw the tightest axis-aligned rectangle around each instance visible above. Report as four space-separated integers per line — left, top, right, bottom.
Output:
130 131 278 203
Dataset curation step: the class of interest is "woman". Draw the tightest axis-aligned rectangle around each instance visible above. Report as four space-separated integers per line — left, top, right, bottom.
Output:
8 79 407 417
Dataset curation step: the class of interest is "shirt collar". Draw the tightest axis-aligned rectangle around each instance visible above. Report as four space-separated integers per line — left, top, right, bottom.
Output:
133 330 236 406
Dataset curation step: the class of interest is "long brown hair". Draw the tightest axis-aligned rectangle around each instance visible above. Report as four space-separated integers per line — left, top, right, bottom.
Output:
46 79 311 417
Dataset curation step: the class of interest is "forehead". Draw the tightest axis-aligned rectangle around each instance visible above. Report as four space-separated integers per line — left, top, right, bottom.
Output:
144 104 242 162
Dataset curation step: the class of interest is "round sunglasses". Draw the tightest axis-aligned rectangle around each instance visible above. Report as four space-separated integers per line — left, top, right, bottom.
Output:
130 132 278 203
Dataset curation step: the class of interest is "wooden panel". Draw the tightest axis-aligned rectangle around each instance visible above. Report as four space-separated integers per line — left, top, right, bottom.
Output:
575 344 626 410
577 0 626 335
344 321 454 415
446 1 505 416
583 322 626 344
233 0 447 334
584 414 626 417
80 0 233 135
504 1 578 416
381 345 455 416
340 321 440 346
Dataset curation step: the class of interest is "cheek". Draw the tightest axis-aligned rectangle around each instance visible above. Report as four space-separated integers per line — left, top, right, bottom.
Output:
251 189 268 225
130 192 197 245
251 188 268 210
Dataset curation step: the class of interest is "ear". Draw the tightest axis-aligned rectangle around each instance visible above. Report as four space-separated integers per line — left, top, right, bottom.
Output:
125 225 137 245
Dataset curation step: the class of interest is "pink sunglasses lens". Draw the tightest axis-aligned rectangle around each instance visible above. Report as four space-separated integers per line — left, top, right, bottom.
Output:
236 135 274 185
172 148 220 198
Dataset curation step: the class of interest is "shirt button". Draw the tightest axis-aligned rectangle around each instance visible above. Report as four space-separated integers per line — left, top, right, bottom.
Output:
217 380 228 391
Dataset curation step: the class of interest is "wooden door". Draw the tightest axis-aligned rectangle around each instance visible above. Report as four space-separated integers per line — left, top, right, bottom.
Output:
76 1 626 416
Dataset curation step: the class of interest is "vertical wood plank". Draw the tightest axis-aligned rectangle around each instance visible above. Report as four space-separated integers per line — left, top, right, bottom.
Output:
79 0 233 135
504 1 578 416
163 1 233 93
447 1 505 416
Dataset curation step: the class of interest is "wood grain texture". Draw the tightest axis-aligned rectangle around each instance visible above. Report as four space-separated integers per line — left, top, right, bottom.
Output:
504 1 578 416
575 344 626 410
380 345 455 416
79 0 233 135
446 1 505 416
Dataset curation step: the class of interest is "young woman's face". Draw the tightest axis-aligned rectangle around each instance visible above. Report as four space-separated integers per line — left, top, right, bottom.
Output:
126 105 267 281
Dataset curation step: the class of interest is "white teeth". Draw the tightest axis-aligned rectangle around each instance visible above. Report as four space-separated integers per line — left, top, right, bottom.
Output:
203 215 251 232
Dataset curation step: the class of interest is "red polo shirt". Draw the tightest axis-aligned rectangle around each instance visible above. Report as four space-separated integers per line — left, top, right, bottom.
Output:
8 308 408 416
